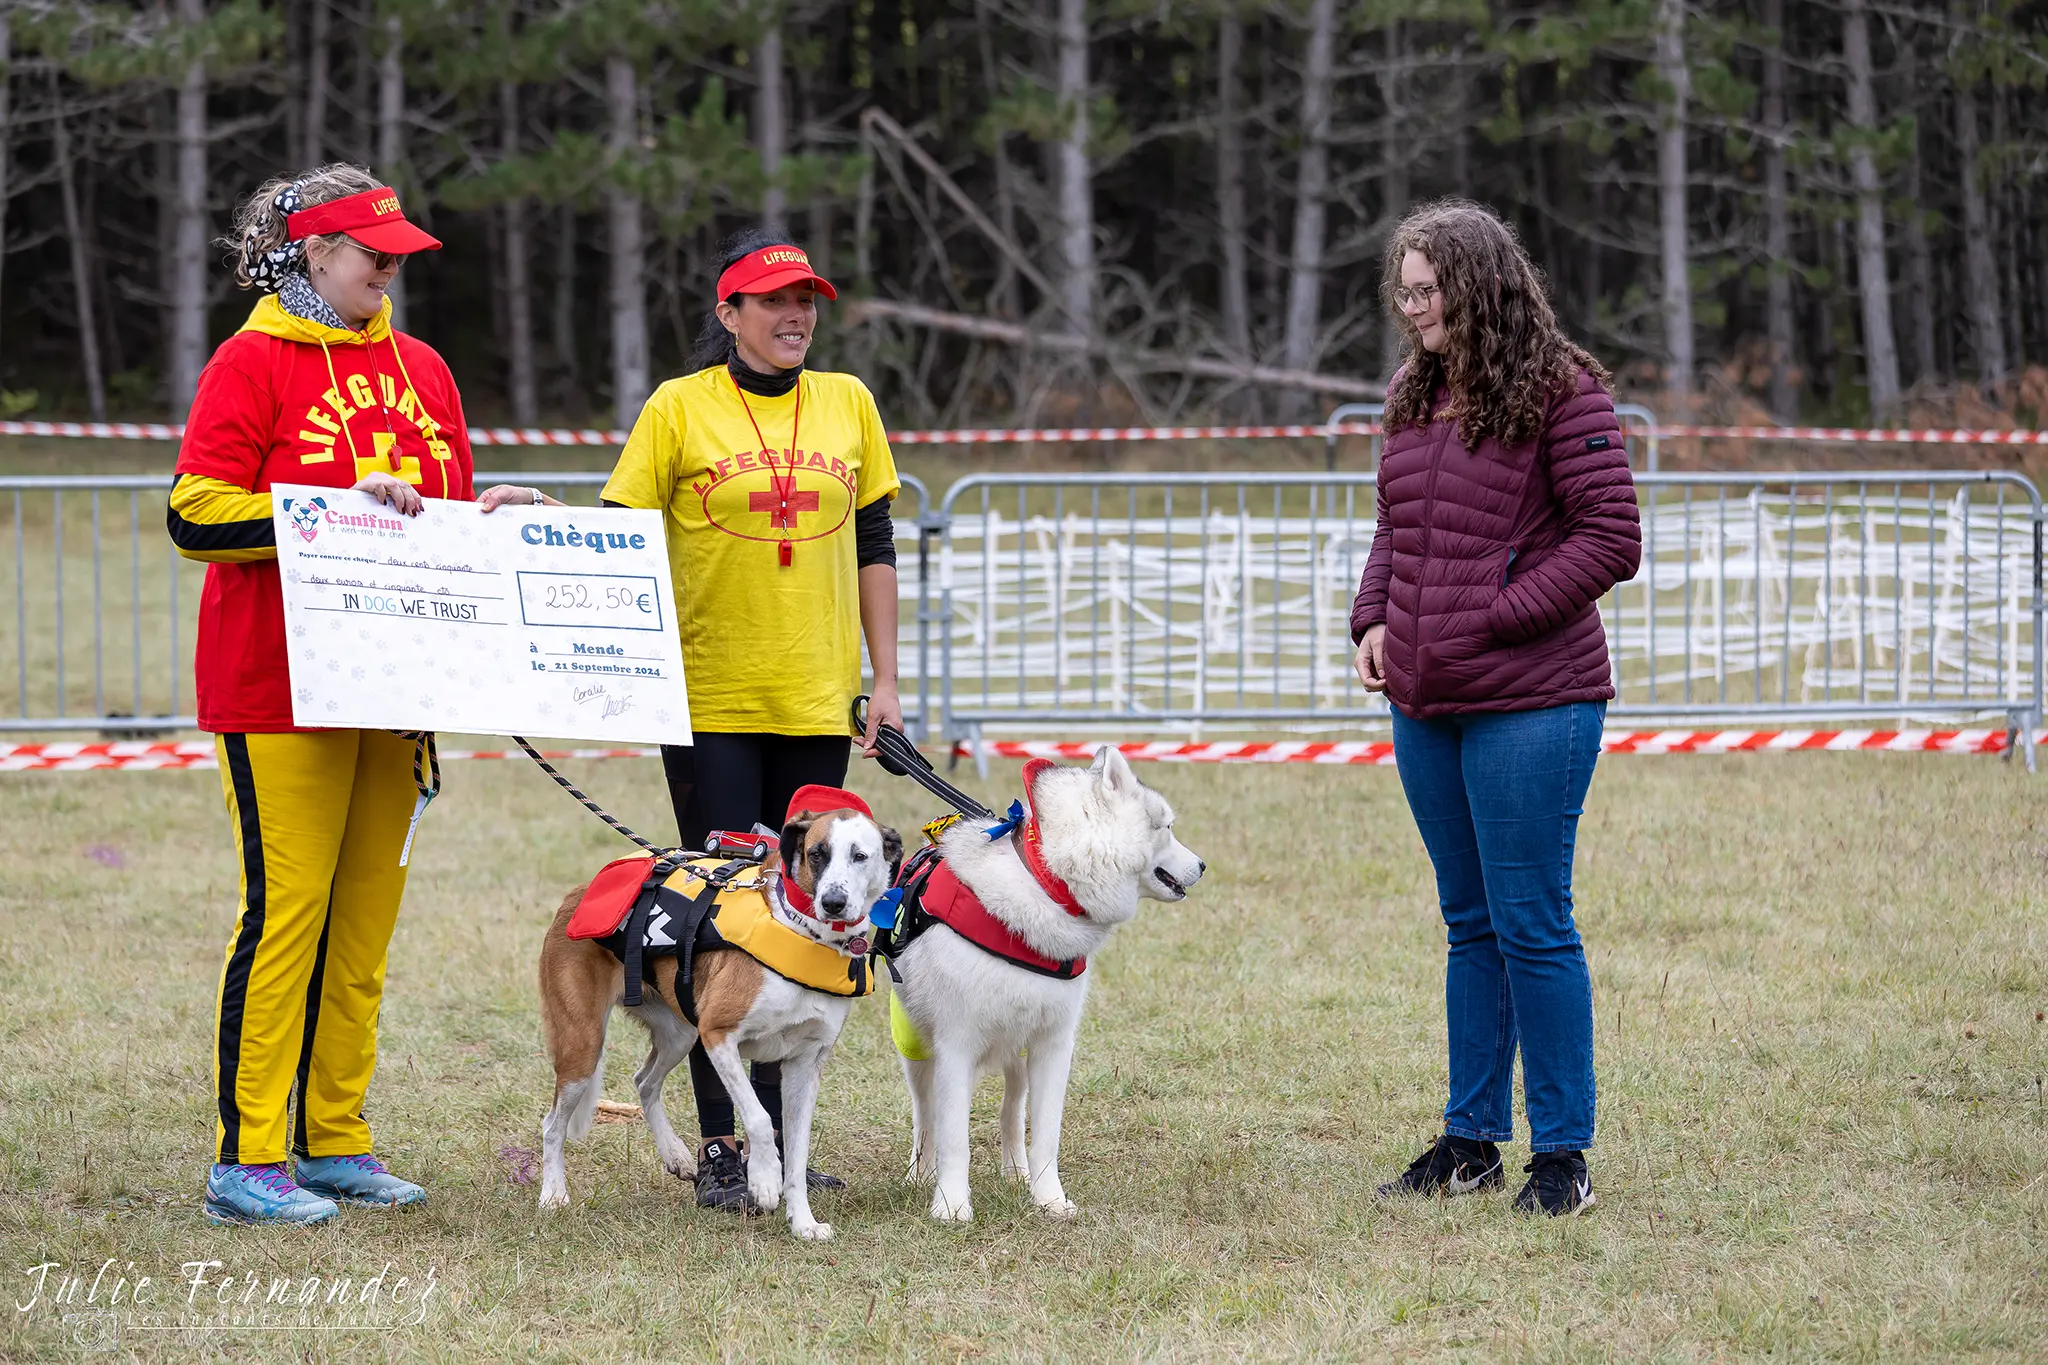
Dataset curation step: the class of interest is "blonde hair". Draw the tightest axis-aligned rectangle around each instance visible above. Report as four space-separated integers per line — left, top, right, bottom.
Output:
220 163 388 290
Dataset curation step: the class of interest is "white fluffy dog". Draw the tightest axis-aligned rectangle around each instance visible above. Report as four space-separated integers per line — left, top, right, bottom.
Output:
888 747 1204 1222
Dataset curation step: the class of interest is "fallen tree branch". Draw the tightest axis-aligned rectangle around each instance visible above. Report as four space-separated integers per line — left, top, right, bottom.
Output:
844 298 1384 400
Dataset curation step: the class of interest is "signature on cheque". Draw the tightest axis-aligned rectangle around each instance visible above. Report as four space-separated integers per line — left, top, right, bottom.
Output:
573 684 634 720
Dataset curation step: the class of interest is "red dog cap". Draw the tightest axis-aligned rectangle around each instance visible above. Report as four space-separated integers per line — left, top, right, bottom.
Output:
287 188 442 254
787 784 872 822
716 245 837 301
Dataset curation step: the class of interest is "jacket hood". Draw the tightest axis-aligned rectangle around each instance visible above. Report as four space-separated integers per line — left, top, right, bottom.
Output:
237 293 393 346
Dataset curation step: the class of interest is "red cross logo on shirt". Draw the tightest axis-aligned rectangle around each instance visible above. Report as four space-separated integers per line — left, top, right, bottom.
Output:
749 473 820 529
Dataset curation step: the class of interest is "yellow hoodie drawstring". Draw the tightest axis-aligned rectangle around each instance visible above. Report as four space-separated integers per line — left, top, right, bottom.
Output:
317 336 366 472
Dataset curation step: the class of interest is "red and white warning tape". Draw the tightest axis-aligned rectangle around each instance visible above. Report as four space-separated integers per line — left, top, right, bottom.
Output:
973 729 2025 764
0 729 2028 772
6 418 2045 448
0 742 657 772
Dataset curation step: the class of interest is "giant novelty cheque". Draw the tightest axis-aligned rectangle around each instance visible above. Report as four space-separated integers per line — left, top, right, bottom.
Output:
272 486 691 745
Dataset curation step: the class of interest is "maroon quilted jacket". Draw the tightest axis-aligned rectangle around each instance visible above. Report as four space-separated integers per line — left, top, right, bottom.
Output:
1349 369 1641 717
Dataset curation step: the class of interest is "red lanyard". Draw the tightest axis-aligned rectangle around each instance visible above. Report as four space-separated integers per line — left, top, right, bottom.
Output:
731 372 803 567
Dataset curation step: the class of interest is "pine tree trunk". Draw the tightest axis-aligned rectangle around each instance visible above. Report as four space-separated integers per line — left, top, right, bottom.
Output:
501 79 536 427
1216 8 1250 361
1378 20 1409 382
1898 43 1935 388
1654 0 1692 406
304 0 330 168
0 11 12 342
1992 87 2022 370
606 54 649 428
1951 81 2004 383
553 202 581 393
975 0 1020 319
1761 0 1795 420
378 12 406 330
52 84 106 421
282 0 303 177
1280 0 1335 389
169 0 209 420
755 19 786 232
1841 0 1899 416
1053 0 1093 336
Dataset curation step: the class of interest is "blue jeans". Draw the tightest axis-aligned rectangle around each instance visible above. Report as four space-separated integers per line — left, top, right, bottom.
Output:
1390 701 1603 1153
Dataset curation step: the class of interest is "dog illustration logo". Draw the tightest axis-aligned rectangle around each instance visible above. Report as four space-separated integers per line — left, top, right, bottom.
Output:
283 496 328 543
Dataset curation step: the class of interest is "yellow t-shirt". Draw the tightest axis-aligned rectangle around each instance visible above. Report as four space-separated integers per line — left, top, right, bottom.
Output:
602 366 900 734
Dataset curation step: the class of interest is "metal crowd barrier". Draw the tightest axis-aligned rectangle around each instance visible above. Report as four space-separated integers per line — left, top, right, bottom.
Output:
0 470 937 738
4 467 2040 769
931 470 2044 763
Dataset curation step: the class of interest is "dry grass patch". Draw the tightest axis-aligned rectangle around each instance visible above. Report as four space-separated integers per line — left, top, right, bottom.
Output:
1 752 2044 1362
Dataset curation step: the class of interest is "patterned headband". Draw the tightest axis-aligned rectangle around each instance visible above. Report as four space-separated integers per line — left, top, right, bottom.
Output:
243 181 308 290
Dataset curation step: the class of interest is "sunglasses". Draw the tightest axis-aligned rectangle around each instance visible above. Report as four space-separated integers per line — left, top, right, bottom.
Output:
339 239 403 272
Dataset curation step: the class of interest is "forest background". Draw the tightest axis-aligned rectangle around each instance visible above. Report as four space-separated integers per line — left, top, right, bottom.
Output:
1 0 2045 435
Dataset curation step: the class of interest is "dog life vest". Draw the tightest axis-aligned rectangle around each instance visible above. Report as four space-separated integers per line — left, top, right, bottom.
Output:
876 761 1089 981
567 853 876 1018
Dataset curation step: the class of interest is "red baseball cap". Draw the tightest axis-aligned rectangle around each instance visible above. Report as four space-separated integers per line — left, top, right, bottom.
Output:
787 785 872 822
717 245 837 301
287 188 442 254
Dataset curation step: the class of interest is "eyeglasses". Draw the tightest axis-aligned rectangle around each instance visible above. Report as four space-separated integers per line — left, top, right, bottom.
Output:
340 239 403 272
1393 283 1441 312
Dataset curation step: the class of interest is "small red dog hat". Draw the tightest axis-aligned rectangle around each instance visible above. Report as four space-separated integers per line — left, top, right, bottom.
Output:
787 785 872 822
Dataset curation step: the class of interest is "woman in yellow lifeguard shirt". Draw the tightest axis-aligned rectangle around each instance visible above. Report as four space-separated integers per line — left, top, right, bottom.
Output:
601 229 900 1211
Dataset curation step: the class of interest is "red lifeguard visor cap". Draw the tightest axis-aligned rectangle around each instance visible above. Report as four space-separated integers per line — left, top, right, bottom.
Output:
286 188 442 254
717 246 837 301
787 785 872 822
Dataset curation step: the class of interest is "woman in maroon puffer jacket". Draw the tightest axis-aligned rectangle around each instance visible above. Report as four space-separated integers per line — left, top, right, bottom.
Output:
1351 200 1640 1217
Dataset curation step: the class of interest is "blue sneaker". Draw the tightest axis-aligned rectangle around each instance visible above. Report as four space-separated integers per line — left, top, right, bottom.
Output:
204 1163 340 1226
294 1153 426 1207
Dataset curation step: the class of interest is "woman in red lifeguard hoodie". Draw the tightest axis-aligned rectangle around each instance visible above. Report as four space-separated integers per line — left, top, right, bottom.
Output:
169 164 557 1225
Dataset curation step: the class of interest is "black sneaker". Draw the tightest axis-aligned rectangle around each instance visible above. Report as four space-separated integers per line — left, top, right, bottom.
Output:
1513 1150 1595 1217
692 1139 756 1213
1377 1134 1504 1199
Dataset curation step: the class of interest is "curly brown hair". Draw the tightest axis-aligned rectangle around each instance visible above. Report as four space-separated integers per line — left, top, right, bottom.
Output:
1380 199 1609 447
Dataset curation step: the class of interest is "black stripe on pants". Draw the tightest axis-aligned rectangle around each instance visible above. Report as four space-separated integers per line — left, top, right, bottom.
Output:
290 888 337 1159
661 732 851 1143
217 734 268 1166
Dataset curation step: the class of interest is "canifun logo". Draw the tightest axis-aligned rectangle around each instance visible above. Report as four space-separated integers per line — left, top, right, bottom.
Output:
282 496 328 543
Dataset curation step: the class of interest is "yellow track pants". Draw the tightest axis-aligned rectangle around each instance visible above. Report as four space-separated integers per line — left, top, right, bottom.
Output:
211 730 419 1165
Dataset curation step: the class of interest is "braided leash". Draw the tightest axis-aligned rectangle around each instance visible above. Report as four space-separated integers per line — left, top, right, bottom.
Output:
513 736 663 852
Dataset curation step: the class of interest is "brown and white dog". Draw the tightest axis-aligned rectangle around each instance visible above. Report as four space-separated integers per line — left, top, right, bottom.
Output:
536 785 900 1240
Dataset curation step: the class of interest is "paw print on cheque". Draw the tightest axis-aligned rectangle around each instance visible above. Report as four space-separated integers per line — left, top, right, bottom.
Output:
417 695 436 712
352 666 367 681
291 624 307 639
383 663 399 677
296 687 312 704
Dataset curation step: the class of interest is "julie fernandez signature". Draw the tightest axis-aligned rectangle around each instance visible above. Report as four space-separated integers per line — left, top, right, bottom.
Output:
572 684 633 719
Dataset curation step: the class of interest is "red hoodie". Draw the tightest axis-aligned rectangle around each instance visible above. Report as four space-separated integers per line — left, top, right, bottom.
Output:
168 294 475 732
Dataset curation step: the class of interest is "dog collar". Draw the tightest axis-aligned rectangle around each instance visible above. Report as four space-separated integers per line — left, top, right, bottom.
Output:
1018 759 1088 919
770 870 870 956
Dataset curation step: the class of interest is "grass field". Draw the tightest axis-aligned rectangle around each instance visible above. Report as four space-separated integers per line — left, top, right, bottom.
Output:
2 752 2045 1362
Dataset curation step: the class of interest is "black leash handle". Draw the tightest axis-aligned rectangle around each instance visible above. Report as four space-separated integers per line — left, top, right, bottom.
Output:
513 736 665 852
851 695 995 820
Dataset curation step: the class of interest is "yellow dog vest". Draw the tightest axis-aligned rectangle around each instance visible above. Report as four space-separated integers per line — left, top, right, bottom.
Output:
569 854 876 1004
